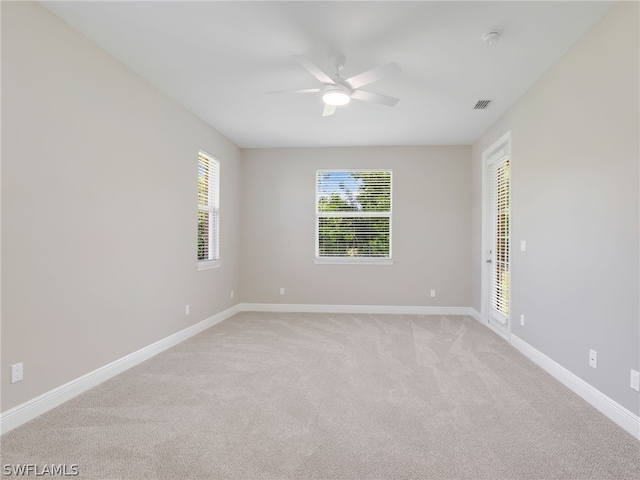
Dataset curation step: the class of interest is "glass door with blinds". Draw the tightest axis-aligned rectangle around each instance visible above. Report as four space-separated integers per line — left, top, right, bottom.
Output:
483 134 511 337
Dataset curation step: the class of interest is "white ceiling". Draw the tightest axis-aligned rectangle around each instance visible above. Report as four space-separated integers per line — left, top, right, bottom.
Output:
42 1 614 148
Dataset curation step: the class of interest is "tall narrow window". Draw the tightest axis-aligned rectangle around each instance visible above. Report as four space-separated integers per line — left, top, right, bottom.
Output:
316 170 392 264
490 156 510 320
197 151 220 269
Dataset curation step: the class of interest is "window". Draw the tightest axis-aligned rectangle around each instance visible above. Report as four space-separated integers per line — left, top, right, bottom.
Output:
315 170 392 264
197 151 220 270
490 155 510 319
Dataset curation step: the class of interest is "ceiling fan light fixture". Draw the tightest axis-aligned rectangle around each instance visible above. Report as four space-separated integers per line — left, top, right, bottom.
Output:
323 89 351 106
322 84 351 107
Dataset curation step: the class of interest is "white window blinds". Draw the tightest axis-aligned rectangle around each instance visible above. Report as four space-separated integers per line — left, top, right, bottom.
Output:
490 156 510 318
316 170 392 259
198 151 220 262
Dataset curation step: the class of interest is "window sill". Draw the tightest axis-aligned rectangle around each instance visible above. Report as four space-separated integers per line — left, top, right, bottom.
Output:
314 257 394 266
197 260 221 271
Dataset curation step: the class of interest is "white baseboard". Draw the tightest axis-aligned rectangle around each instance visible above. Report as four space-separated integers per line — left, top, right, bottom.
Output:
238 303 475 316
469 307 482 322
0 304 241 435
511 334 640 441
468 307 510 341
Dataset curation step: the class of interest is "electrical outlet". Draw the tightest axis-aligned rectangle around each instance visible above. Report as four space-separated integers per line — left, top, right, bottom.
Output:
185 305 190 315
430 290 436 298
631 370 640 392
520 314 525 326
520 240 527 252
11 363 23 383
279 287 285 296
589 349 597 369
230 290 234 299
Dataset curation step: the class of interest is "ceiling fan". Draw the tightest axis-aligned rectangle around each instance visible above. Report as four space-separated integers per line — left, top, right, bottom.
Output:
268 54 401 117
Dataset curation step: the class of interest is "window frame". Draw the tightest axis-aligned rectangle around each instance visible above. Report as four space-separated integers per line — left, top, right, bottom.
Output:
197 150 221 271
314 169 393 265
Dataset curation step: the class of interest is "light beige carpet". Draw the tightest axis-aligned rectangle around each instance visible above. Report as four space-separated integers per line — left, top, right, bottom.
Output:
1 312 638 479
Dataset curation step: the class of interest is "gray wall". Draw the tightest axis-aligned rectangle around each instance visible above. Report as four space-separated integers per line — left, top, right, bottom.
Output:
240 147 471 307
1 2 241 412
471 2 639 414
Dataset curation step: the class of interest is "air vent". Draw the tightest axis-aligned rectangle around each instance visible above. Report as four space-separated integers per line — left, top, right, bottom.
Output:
473 99 493 110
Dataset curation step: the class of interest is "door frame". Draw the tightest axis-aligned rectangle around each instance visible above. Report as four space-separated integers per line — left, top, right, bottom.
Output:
480 131 512 342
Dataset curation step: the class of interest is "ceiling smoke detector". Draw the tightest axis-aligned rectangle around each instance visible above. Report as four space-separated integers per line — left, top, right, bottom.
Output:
482 31 501 46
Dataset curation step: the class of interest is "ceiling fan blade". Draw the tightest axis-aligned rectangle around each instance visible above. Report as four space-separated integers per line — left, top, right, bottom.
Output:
266 88 321 94
292 55 336 85
351 89 399 107
322 104 337 117
345 62 401 90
